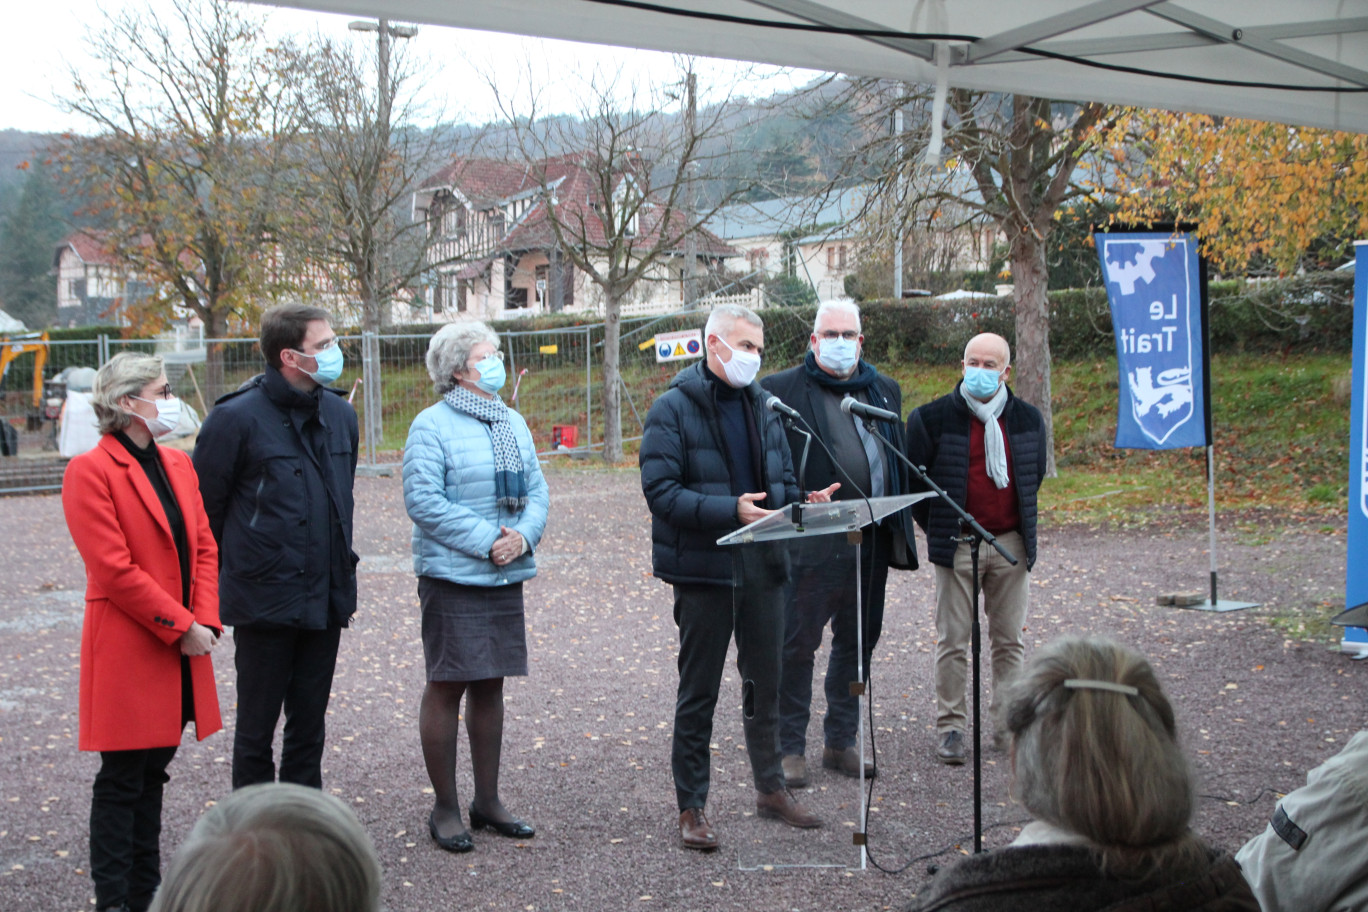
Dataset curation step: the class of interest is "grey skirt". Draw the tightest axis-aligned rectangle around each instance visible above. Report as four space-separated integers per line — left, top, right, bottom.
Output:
418 576 528 682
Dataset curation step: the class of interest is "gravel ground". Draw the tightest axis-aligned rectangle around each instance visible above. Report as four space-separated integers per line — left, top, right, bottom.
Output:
0 466 1361 912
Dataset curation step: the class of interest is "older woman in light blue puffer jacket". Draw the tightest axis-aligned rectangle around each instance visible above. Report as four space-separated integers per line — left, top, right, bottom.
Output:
402 321 549 854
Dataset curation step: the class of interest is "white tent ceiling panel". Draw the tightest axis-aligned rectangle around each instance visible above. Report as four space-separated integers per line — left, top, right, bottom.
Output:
252 0 1368 132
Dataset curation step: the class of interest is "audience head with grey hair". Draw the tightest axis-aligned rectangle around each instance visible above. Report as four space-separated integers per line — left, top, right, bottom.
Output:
1003 636 1202 874
426 321 501 395
149 783 381 912
91 352 165 436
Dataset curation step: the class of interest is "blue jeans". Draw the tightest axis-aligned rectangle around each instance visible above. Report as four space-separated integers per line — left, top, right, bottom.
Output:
778 527 891 756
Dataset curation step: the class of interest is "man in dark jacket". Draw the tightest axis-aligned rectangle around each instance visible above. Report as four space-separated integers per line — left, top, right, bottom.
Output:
194 303 359 790
905 333 1046 766
760 301 916 787
640 303 834 851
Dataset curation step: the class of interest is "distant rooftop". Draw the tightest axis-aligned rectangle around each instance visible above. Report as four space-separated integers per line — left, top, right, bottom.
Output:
707 186 870 243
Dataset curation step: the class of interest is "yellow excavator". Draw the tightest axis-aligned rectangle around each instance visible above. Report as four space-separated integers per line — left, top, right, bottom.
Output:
1 332 49 454
1 331 49 412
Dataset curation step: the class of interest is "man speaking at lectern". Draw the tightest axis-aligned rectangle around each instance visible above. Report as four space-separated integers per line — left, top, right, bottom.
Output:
760 301 916 788
905 332 1046 766
640 303 834 852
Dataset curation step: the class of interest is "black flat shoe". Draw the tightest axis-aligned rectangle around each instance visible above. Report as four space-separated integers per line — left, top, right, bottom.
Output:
428 813 474 853
468 804 535 839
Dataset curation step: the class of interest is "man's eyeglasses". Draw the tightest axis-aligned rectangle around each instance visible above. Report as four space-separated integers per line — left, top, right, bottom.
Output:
819 330 860 342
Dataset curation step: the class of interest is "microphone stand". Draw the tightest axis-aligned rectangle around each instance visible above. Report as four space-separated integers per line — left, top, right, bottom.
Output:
856 415 1016 855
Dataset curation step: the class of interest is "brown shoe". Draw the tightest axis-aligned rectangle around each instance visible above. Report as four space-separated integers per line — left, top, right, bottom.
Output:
781 754 809 788
679 807 718 851
822 745 876 779
756 788 823 829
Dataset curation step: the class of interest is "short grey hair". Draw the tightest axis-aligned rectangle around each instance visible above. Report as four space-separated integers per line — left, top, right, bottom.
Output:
148 783 381 912
813 300 861 334
91 352 164 436
1003 636 1204 876
426 321 500 395
704 303 763 340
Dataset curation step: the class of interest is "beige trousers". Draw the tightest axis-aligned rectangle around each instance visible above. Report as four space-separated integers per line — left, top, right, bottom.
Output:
932 530 1029 735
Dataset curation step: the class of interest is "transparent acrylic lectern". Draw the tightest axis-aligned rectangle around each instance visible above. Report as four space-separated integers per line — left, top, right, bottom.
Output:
717 493 930 870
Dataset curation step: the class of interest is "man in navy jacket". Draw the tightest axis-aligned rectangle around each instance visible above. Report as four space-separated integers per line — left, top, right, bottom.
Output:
905 333 1046 766
640 304 833 851
195 303 358 790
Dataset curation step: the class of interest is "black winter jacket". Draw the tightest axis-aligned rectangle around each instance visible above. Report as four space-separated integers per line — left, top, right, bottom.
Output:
639 361 800 587
194 366 359 629
905 383 1046 570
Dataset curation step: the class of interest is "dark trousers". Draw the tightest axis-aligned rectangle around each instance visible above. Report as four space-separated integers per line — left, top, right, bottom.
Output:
231 624 341 790
90 746 177 911
671 551 785 811
778 527 891 756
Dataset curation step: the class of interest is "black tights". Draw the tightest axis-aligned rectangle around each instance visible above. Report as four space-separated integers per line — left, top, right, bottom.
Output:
420 677 515 837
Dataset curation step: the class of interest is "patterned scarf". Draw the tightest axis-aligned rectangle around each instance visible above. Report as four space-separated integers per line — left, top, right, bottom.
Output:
443 386 528 512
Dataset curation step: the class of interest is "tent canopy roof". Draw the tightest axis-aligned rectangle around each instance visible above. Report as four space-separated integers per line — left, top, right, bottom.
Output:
252 1 1368 133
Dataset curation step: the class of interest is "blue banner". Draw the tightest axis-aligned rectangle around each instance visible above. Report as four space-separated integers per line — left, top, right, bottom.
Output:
1096 232 1208 449
1347 242 1368 650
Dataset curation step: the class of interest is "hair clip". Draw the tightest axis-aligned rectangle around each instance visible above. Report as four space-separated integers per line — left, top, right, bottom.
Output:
1064 678 1139 696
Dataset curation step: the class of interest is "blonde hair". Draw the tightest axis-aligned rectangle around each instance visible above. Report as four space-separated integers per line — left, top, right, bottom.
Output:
91 352 163 435
148 783 381 912
1003 636 1205 877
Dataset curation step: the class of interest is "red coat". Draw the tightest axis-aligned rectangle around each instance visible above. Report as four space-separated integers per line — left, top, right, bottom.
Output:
63 434 223 751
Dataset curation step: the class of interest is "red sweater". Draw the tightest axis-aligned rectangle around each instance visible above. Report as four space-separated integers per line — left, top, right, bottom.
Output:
965 418 1020 535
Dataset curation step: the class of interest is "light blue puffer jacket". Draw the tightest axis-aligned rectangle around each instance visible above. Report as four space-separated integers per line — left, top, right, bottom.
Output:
402 399 549 587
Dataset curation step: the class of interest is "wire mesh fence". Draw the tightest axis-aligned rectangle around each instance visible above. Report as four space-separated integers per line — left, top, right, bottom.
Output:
1 305 821 492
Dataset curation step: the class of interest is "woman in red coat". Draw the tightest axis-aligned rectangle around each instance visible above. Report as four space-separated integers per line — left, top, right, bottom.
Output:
62 352 223 912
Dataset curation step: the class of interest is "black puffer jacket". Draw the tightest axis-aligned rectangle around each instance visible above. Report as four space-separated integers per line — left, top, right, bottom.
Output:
639 360 799 587
194 366 358 629
904 383 1046 569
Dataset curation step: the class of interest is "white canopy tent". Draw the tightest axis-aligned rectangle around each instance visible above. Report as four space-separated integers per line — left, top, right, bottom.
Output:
249 0 1368 133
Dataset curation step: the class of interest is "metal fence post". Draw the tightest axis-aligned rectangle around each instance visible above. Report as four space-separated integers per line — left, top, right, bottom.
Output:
584 325 593 452
362 331 381 466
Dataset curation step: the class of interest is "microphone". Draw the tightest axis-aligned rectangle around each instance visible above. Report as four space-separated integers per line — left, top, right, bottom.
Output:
841 395 899 423
764 395 803 421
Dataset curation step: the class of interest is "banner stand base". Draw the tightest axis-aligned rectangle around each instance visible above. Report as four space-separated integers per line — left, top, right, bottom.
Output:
1340 626 1368 658
1178 599 1258 613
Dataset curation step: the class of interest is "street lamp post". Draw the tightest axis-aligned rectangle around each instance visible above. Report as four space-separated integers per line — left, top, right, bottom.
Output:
347 19 416 466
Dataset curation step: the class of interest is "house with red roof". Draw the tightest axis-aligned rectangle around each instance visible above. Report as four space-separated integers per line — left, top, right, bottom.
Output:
412 153 734 321
52 230 156 328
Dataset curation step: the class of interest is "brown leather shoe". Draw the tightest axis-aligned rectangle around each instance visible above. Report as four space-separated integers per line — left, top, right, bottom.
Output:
822 745 876 778
755 788 823 828
781 754 809 788
679 807 718 851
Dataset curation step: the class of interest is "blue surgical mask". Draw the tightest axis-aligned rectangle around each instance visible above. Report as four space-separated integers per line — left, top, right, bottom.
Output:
292 344 344 386
475 355 506 394
962 366 1001 400
817 337 859 376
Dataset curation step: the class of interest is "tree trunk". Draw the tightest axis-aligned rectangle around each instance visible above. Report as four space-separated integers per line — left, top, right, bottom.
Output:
1009 228 1056 477
203 306 228 409
601 289 623 462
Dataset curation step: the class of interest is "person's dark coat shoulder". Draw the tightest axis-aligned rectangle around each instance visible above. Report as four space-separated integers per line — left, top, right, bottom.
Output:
907 843 1261 912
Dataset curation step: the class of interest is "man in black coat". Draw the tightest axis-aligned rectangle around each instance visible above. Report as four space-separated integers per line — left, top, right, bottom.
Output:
639 303 835 851
194 303 359 790
905 332 1046 766
760 301 916 788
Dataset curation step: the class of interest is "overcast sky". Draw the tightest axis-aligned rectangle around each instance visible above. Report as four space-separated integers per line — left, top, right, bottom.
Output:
0 0 819 136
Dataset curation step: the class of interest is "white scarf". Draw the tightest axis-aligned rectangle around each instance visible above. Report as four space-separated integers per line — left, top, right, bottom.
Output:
962 382 1010 489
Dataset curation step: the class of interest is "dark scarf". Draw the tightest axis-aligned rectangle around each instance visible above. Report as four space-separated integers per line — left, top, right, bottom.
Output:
802 351 903 496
